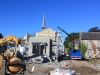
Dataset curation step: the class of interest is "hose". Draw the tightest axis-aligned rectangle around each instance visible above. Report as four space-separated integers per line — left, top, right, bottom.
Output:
6 57 24 74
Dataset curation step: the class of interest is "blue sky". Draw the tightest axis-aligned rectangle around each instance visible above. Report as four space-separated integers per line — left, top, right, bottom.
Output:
0 0 100 39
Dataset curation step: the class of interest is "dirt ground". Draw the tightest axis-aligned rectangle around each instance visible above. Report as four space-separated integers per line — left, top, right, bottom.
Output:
0 60 100 75
63 60 100 75
27 60 100 75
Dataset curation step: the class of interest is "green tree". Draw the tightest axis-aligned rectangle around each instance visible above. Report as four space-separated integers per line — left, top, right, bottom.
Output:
64 32 79 48
88 26 100 32
0 33 3 39
64 43 73 54
78 43 87 58
68 43 73 50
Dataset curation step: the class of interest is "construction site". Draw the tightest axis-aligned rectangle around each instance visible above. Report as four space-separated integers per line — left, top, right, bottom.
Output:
0 14 100 75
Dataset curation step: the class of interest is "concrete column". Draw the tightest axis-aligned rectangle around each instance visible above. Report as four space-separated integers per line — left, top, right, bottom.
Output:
28 43 33 56
32 44 36 54
36 46 39 54
39 45 41 54
44 44 46 55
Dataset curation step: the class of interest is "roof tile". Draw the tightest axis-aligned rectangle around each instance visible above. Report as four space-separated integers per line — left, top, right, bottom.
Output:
81 32 100 40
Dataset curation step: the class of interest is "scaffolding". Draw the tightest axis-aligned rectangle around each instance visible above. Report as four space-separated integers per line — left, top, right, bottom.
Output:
55 29 63 62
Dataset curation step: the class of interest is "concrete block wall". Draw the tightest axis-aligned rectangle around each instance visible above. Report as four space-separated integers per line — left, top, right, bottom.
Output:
22 36 63 60
28 37 51 57
48 36 57 56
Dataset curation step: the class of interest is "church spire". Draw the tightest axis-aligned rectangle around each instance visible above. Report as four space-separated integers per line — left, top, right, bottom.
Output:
42 13 46 30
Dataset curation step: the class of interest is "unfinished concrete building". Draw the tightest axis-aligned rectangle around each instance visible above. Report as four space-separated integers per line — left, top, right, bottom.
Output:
28 33 63 61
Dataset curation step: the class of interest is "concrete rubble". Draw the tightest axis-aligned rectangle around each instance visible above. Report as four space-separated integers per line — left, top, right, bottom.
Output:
96 64 100 69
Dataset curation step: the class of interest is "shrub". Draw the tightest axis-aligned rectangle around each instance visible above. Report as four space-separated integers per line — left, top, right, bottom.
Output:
78 43 87 58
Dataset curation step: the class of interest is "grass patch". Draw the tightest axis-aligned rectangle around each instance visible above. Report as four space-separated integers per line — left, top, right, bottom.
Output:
90 58 100 65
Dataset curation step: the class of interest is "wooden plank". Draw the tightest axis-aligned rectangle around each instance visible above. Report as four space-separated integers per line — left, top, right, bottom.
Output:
0 60 6 75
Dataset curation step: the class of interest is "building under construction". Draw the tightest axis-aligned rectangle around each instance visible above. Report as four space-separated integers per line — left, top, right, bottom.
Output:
21 13 64 61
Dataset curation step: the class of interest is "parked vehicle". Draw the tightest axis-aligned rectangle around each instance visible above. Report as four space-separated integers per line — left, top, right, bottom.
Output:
69 49 82 59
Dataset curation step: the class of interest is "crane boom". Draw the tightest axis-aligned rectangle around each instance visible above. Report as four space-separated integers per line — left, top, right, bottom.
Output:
57 26 75 49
